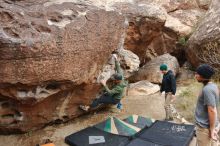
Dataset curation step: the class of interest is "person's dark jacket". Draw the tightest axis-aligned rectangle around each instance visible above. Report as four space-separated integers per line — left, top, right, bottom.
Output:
160 70 176 95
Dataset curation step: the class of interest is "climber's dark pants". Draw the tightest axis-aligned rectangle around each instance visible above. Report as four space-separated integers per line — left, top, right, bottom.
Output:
90 94 120 108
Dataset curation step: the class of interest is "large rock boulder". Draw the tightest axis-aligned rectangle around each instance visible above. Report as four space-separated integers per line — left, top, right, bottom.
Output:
176 62 195 83
0 0 125 133
120 2 169 64
196 0 211 9
139 0 199 12
129 54 180 84
118 1 205 65
80 0 206 66
166 8 205 36
117 49 140 78
97 49 140 82
186 0 220 71
86 0 203 12
169 9 206 28
128 80 160 96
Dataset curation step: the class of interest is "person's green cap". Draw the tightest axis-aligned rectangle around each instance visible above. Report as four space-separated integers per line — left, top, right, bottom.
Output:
160 64 168 71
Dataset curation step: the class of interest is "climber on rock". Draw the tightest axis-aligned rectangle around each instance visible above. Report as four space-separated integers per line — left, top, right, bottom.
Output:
79 54 127 111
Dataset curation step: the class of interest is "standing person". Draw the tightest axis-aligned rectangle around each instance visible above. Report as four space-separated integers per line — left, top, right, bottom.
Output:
194 64 219 146
160 64 177 120
79 54 127 111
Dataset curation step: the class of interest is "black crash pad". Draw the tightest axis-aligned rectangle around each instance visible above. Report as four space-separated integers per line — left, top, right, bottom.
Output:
65 127 130 146
136 120 195 146
126 138 163 146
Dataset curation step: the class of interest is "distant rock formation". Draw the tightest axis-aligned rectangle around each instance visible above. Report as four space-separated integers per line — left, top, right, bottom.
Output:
129 54 180 84
187 0 220 71
121 0 205 65
128 80 160 96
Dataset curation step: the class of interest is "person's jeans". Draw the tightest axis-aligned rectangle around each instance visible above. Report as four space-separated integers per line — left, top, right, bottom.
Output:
164 92 180 120
90 94 120 108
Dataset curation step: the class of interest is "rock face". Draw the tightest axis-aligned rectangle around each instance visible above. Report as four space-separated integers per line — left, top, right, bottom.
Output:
129 54 180 84
85 0 205 65
186 0 220 70
196 0 211 9
176 62 195 83
0 0 125 133
140 0 199 12
122 2 168 65
97 49 140 83
70 0 207 67
117 49 140 78
128 80 160 96
121 1 205 65
169 9 205 28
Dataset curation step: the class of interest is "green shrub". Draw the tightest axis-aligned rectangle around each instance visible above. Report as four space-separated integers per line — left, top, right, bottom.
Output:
178 37 187 46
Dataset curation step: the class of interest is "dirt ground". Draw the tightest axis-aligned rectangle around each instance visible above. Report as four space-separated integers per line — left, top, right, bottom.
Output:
0 92 168 146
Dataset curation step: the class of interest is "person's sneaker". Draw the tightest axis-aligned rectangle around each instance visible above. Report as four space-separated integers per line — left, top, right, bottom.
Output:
164 117 173 121
117 103 122 109
79 105 90 111
13 112 23 122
